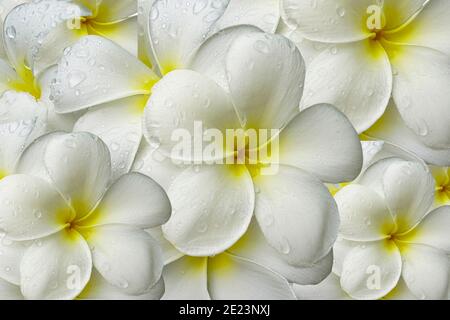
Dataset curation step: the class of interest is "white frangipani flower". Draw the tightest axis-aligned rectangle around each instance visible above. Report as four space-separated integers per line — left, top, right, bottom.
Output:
0 132 172 299
299 142 435 300
143 30 363 273
333 158 450 300
50 0 281 180
3 0 138 76
282 0 450 149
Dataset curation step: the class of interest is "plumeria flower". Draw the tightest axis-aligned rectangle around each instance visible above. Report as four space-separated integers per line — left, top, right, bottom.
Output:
142 30 363 285
332 157 450 300
297 142 434 300
282 0 450 149
50 0 281 180
0 132 172 299
133 143 336 299
3 0 138 77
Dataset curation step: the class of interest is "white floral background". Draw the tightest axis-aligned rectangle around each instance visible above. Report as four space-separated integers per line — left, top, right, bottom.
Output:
0 0 448 300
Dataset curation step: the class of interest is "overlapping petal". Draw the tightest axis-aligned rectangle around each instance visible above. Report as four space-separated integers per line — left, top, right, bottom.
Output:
0 174 72 241
84 225 163 295
81 172 171 229
226 32 305 131
20 230 92 300
143 70 240 163
340 241 402 300
279 104 362 183
43 132 111 218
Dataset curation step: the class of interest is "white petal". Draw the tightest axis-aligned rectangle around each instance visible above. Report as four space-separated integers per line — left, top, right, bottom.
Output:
336 184 395 241
3 0 90 75
0 237 27 285
73 95 145 180
14 132 64 180
37 67 82 132
341 241 402 300
279 104 362 183
85 225 163 296
382 161 434 233
190 25 263 91
384 0 450 55
137 0 155 67
300 40 392 133
207 252 296 300
229 219 333 285
162 256 210 300
281 0 373 43
20 231 92 300
387 44 450 148
332 237 362 276
293 273 350 300
401 244 449 300
226 32 305 131
44 132 112 217
214 0 280 33
147 0 229 74
0 175 71 241
0 277 22 300
279 25 332 67
78 269 164 300
163 165 254 256
364 100 450 166
143 70 240 163
400 206 450 253
81 172 171 229
52 35 158 113
253 165 339 265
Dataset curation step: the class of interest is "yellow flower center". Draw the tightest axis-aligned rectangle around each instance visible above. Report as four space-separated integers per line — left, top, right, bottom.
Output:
0 169 8 180
9 66 41 100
